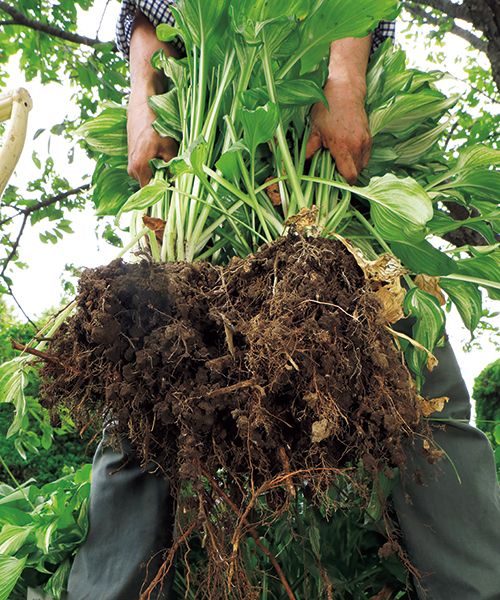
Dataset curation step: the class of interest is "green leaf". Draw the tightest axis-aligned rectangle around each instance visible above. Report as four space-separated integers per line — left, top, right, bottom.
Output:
216 142 248 180
45 558 72 600
172 0 227 56
185 136 209 174
456 252 500 300
308 524 321 559
357 174 433 241
297 0 400 74
167 156 192 178
149 89 182 138
243 79 327 108
35 521 57 554
494 424 500 445
456 145 500 171
0 524 32 555
393 120 449 165
156 24 182 42
0 555 26 600
77 106 127 156
403 288 445 377
446 169 500 201
93 160 137 217
118 178 169 215
369 89 457 137
237 103 279 156
440 279 482 333
390 240 456 276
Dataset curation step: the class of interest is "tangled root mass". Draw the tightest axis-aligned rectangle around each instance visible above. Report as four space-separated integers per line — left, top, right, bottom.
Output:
42 235 426 598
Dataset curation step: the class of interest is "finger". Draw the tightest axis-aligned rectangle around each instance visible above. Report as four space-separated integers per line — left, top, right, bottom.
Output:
333 150 359 185
158 138 179 163
361 138 372 170
136 164 153 188
305 130 322 160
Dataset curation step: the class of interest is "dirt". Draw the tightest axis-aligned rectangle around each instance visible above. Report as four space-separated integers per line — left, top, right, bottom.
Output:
41 234 428 599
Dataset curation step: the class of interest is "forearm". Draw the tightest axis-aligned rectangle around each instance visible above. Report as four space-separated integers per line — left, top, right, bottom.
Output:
127 11 180 186
327 35 372 99
129 10 179 97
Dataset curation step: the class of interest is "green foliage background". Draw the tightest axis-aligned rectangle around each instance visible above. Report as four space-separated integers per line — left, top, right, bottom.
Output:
0 302 94 486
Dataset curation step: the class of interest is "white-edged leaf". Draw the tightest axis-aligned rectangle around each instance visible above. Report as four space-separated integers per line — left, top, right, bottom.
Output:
456 252 500 300
0 524 32 555
356 174 433 241
156 24 182 42
440 279 482 333
0 555 26 600
403 288 446 377
456 145 500 171
118 178 169 216
77 106 127 156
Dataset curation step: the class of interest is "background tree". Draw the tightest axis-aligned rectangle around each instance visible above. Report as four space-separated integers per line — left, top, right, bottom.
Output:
473 358 500 480
402 0 500 92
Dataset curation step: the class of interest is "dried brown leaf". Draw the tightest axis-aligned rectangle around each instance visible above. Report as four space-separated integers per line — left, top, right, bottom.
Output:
415 274 445 306
142 215 166 244
419 395 449 417
265 177 282 206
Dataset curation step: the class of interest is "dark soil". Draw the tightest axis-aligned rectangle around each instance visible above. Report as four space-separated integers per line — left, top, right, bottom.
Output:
41 234 427 599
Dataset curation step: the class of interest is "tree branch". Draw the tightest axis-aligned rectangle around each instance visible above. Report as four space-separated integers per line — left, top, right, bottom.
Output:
0 1 110 47
403 2 488 52
0 184 90 281
410 0 471 20
0 184 90 228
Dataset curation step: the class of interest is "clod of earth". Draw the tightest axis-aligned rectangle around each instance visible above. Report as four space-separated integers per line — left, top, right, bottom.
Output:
41 234 430 598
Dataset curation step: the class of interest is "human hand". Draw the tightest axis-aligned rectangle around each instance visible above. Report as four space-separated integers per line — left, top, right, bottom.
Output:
127 93 178 188
305 77 371 185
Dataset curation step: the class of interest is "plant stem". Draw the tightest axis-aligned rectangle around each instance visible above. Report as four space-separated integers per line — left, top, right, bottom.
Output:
0 453 35 509
441 273 500 290
353 210 415 289
261 42 306 210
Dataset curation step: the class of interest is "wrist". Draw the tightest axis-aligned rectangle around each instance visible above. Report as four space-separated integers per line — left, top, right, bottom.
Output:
324 75 367 103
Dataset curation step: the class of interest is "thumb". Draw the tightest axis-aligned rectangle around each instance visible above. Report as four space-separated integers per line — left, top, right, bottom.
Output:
305 130 322 160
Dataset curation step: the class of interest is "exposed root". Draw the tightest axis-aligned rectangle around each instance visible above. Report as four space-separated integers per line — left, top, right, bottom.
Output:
41 234 431 598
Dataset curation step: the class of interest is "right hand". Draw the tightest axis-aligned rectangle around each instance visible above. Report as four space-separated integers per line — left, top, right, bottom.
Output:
127 93 178 188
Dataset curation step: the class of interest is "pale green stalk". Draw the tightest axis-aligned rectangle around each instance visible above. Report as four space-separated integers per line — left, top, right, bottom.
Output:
441 273 500 290
261 42 306 211
202 166 283 233
116 226 150 258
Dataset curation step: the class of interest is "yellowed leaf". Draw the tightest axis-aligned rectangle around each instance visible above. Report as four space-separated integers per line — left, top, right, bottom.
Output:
419 395 449 417
415 274 445 306
285 206 319 233
374 283 405 323
311 418 334 443
142 215 166 243
265 177 282 206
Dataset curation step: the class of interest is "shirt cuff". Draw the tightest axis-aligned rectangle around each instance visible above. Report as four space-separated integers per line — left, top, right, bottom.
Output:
372 20 396 52
116 0 179 58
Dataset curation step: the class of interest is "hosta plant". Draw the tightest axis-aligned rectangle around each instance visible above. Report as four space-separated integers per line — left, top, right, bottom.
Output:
1 0 499 598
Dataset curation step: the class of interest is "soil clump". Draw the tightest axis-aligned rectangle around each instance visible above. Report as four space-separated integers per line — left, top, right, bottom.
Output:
41 234 427 598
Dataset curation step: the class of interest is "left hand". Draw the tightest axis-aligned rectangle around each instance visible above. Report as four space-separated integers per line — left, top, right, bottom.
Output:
305 77 372 184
